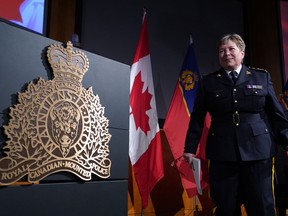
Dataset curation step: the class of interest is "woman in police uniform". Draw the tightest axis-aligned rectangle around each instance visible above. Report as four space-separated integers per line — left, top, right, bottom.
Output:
183 34 288 216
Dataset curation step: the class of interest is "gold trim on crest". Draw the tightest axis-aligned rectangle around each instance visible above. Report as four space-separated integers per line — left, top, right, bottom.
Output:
0 42 112 185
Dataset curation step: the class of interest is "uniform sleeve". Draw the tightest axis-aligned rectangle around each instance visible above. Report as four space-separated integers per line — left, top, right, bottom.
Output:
265 72 288 150
184 78 208 153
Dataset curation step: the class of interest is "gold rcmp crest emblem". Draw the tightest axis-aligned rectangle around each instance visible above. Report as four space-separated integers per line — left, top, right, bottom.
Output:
181 70 199 91
0 41 112 185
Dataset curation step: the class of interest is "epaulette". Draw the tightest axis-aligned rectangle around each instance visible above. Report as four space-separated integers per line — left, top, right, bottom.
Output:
200 73 211 79
248 66 268 73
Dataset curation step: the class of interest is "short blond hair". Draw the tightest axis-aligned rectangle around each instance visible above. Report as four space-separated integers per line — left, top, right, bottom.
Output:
218 34 246 51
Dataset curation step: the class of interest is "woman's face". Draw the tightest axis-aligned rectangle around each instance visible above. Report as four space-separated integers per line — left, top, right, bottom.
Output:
218 40 245 71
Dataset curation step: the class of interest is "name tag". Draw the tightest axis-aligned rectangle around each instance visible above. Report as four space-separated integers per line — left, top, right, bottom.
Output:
246 85 263 89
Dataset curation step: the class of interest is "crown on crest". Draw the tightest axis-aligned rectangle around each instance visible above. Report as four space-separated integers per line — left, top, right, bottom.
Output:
47 41 89 83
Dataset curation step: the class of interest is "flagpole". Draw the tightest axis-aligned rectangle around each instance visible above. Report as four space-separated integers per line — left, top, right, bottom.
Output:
141 10 147 213
143 7 147 18
189 34 193 44
194 195 199 216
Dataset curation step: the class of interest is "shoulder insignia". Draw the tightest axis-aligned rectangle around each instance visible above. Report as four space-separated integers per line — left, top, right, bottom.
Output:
248 66 268 73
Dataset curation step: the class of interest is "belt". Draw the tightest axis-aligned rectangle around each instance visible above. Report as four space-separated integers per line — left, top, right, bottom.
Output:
212 112 263 126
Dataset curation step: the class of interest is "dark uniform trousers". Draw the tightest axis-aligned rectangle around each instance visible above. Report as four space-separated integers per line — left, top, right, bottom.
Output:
185 65 288 216
210 159 274 216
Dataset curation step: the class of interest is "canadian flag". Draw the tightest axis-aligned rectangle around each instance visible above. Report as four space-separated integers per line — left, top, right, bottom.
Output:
129 11 164 209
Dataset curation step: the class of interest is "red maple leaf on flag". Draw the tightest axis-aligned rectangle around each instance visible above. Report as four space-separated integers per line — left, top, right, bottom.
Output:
130 71 152 135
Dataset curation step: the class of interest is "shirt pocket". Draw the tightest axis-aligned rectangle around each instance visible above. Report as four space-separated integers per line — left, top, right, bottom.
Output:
207 89 229 111
243 88 266 108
